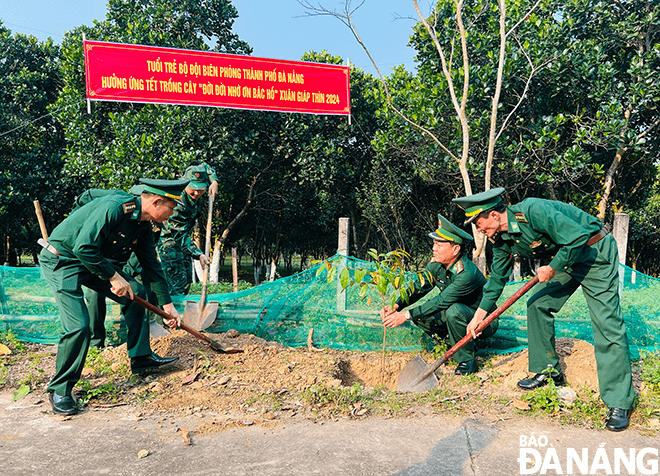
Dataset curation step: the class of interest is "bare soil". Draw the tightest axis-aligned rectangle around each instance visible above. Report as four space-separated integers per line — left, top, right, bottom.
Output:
3 330 642 436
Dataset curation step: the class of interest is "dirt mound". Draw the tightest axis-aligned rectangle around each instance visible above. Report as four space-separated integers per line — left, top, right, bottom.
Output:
485 338 599 392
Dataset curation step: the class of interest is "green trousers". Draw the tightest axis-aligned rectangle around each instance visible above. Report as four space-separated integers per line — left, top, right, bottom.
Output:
157 245 192 296
40 251 152 397
526 234 635 410
414 303 499 364
84 276 161 348
83 287 107 348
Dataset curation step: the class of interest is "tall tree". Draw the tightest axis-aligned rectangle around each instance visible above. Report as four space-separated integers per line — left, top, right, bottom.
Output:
0 22 72 263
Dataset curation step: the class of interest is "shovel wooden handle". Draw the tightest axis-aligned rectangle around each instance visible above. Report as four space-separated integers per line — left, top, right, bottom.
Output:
132 295 241 354
33 200 49 241
200 193 215 308
414 275 540 384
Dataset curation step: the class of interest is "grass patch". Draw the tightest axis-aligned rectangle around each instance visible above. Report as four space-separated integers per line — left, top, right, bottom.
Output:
75 380 120 405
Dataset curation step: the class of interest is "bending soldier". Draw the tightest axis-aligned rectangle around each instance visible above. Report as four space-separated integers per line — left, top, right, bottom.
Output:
454 187 635 431
40 178 188 416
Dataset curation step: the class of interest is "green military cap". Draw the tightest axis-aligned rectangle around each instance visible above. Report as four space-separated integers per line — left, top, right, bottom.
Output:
184 165 210 191
452 187 506 224
428 214 474 244
129 184 145 195
139 178 189 205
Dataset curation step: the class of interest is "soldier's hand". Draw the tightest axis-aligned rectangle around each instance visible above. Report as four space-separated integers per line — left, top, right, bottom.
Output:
537 265 556 283
467 308 488 339
109 272 134 299
379 304 398 321
162 303 181 328
199 254 210 268
382 311 407 328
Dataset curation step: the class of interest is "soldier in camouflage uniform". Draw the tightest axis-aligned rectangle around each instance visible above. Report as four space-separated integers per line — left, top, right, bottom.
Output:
157 163 218 295
379 215 497 375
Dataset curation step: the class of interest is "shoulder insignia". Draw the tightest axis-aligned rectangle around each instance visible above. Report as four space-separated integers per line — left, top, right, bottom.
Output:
451 260 464 274
122 202 137 214
515 212 528 223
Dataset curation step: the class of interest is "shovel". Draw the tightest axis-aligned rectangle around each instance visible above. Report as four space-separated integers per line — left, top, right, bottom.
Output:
397 275 540 393
183 193 219 330
132 295 242 354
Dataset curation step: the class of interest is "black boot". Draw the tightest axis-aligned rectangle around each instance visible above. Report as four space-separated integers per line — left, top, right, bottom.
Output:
49 392 78 415
455 359 477 375
605 408 630 432
517 372 565 390
131 352 179 374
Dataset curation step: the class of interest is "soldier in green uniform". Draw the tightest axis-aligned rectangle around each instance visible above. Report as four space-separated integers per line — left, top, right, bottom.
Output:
72 187 163 348
379 215 498 375
453 188 635 431
157 163 219 295
39 178 188 416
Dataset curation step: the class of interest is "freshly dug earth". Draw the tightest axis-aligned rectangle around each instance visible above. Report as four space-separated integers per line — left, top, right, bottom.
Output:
2 330 632 436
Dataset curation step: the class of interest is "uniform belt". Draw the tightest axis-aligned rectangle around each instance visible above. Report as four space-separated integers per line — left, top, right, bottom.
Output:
37 238 61 256
586 228 608 247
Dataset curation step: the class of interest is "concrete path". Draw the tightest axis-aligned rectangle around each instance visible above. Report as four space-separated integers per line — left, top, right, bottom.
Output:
1 391 658 476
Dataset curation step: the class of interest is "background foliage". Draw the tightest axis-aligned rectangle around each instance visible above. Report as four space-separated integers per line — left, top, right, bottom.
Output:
0 0 658 277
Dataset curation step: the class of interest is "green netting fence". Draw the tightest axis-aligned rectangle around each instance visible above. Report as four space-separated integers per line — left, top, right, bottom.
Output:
1 255 659 358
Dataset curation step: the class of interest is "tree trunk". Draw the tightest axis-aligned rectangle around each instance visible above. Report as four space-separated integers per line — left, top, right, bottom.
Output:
209 237 222 283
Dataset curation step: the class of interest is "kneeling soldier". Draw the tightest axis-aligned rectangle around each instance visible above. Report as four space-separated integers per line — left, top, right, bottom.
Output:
379 215 498 375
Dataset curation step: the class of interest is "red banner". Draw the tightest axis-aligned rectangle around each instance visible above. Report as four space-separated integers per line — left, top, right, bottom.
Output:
83 40 350 115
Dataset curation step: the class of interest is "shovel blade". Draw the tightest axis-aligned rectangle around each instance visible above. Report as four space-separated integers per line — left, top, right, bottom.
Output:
183 301 202 330
183 300 219 331
199 301 219 330
397 355 439 393
149 321 171 339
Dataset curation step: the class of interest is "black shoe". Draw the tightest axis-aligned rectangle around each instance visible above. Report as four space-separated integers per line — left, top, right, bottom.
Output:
517 372 565 390
605 408 630 432
49 392 78 416
455 359 477 375
131 352 179 374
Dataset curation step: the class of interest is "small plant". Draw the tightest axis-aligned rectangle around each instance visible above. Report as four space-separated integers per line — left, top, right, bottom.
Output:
639 350 660 391
317 249 431 309
75 381 119 405
520 368 562 414
301 382 374 416
317 249 433 380
429 335 449 359
83 346 116 376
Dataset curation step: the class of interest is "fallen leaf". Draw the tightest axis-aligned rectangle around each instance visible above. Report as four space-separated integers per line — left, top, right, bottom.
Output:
181 372 199 385
12 384 30 401
137 449 150 459
179 428 192 446
0 343 11 355
513 399 531 411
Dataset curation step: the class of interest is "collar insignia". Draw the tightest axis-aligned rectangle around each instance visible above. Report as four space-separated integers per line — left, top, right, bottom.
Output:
122 202 137 214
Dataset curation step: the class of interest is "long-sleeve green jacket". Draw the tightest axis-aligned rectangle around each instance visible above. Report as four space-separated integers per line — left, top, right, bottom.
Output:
397 254 486 321
479 198 604 312
157 163 218 257
47 193 171 306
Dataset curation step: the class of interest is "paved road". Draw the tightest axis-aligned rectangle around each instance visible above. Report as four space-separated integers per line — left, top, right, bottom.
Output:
1 390 659 475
